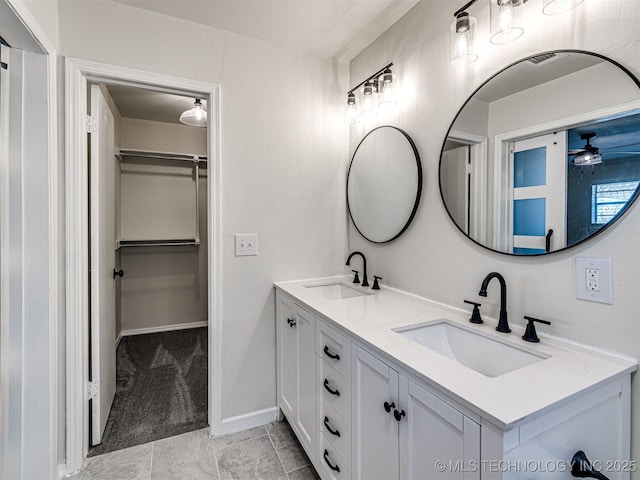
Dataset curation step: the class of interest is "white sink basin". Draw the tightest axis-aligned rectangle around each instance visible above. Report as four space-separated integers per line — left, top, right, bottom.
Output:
393 320 548 377
304 282 372 300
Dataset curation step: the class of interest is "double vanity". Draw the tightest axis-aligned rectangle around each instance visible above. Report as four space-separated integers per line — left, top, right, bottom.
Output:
275 277 636 480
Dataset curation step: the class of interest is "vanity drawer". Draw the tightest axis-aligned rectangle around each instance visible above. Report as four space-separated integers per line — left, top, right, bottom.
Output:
317 319 351 382
319 395 351 466
319 359 351 424
319 429 351 480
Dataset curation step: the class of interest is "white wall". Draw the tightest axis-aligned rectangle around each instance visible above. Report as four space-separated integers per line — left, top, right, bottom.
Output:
55 0 347 424
349 0 640 474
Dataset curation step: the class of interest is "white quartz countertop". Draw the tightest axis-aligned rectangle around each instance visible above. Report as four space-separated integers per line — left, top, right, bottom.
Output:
274 276 637 431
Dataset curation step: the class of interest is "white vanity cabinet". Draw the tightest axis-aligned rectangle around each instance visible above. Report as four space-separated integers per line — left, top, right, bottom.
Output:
352 345 480 480
275 282 635 480
276 293 316 459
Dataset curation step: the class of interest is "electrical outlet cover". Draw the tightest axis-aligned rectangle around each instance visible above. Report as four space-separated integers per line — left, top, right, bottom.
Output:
576 257 613 304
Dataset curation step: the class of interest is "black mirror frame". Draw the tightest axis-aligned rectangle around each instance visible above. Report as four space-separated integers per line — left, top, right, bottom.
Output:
439 49 640 256
347 125 423 244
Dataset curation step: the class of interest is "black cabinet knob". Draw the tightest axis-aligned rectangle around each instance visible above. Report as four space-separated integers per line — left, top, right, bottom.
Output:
383 401 395 413
393 409 406 422
287 318 296 327
113 269 124 278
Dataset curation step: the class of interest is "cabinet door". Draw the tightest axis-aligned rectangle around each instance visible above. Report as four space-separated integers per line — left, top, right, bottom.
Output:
277 294 297 419
296 305 316 456
399 377 480 480
352 346 399 480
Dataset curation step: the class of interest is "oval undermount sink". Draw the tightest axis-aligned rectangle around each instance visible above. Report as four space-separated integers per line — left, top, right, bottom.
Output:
393 320 549 377
304 282 372 300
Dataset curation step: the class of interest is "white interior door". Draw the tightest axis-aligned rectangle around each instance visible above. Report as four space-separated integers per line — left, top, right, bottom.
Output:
509 132 567 254
89 84 117 446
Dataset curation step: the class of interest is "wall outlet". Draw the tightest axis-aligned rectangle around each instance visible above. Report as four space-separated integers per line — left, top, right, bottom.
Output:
576 257 612 304
235 234 258 256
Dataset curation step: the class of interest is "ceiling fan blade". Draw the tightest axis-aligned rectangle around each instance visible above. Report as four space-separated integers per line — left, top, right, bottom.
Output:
568 149 584 155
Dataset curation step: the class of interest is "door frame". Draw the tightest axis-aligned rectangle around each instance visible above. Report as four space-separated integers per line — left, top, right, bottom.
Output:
0 1 59 479
447 130 488 244
492 98 640 252
64 58 222 475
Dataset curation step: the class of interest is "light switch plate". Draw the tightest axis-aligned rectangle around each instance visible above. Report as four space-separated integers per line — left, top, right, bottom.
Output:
235 234 258 256
576 257 613 304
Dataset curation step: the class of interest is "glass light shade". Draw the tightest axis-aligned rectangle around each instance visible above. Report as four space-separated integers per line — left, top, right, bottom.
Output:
180 99 207 127
450 13 478 65
378 69 397 107
490 0 524 45
574 151 603 166
360 82 377 117
345 93 359 124
542 0 584 15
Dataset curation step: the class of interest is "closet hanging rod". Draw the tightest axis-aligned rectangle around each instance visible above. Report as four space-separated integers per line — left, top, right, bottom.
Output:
117 238 200 248
117 148 207 164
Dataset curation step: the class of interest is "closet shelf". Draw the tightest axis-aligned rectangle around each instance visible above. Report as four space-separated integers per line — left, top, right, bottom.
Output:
117 148 207 165
117 238 200 249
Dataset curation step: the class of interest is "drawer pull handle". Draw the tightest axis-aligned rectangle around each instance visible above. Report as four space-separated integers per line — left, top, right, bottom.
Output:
323 449 340 472
323 416 341 437
287 318 296 327
393 409 406 422
383 401 395 413
323 379 340 396
323 345 341 360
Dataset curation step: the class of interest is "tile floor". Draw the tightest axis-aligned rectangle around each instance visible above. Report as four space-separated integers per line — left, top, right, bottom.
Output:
69 420 320 480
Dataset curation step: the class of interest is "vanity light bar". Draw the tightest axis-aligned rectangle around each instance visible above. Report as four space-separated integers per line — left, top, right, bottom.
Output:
345 62 395 122
347 62 394 96
451 0 583 66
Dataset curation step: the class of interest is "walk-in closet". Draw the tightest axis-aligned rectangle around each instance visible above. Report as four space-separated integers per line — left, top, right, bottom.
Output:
88 84 209 455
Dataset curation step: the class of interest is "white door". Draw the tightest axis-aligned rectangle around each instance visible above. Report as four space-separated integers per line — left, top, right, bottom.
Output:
89 84 117 445
509 132 567 254
352 346 399 480
399 377 480 480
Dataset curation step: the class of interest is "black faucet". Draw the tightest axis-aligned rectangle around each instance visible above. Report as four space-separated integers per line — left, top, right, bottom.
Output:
346 251 369 287
478 272 510 333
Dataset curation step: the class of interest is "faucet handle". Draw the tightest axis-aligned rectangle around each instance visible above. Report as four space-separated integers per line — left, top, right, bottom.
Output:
351 270 360 284
372 276 382 290
522 316 551 343
464 300 483 324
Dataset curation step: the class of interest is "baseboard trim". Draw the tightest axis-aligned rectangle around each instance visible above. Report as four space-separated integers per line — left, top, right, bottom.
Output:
120 321 208 339
218 407 278 436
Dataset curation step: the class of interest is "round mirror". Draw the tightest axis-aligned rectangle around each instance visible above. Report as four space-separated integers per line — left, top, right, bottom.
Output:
440 50 640 255
347 126 422 243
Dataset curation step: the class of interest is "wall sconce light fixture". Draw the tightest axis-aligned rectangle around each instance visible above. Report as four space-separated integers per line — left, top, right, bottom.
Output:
451 0 479 65
449 0 585 66
490 0 526 44
542 0 584 15
345 63 396 123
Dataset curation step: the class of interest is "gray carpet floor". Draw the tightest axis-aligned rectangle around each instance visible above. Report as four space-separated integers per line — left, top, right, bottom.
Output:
88 327 208 457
